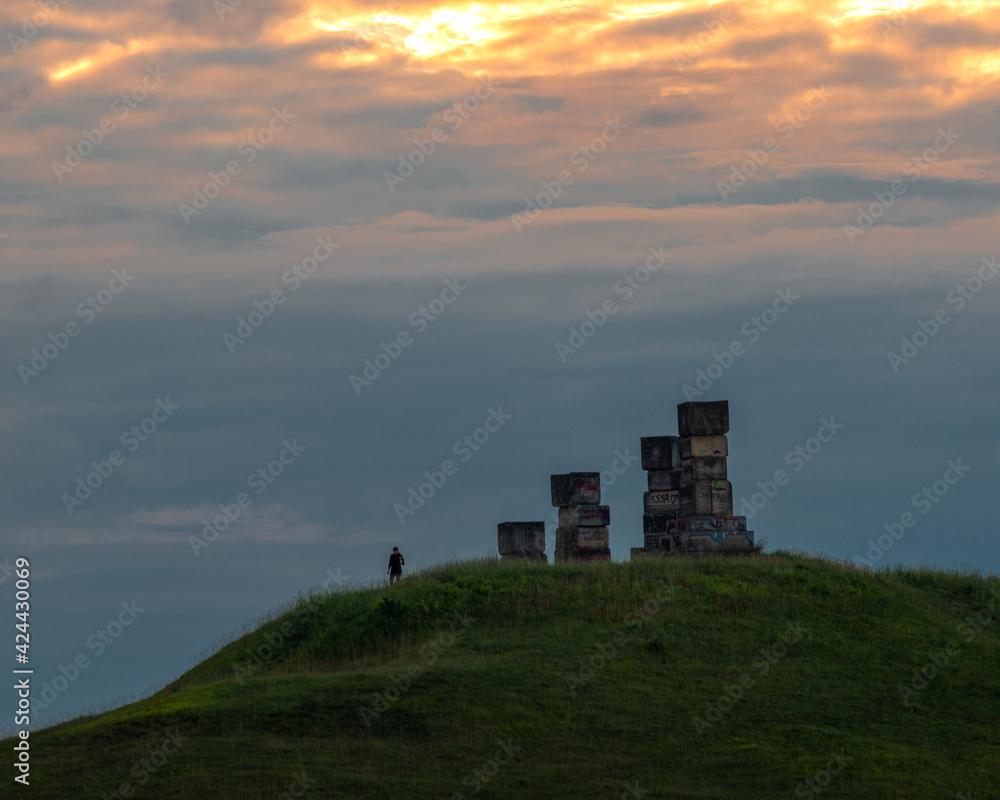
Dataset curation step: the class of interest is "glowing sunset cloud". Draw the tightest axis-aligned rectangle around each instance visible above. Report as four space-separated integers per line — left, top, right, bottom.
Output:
50 59 94 82
48 39 156 82
38 1 1000 84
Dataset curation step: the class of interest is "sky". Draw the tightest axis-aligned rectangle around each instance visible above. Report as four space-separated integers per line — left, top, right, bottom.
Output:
2 0 999 730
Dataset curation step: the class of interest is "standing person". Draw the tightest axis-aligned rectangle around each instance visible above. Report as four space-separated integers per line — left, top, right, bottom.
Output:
387 547 404 585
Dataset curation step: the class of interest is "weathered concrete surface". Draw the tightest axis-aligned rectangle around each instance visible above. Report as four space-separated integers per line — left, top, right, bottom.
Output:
684 531 755 551
677 400 730 437
711 480 733 515
550 472 601 506
647 468 682 491
643 490 680 512
640 436 681 471
642 529 755 554
574 527 610 548
574 547 611 561
558 504 610 528
555 525 611 561
681 456 728 483
680 435 728 459
668 515 747 533
680 480 733 516
643 511 682 534
497 521 546 557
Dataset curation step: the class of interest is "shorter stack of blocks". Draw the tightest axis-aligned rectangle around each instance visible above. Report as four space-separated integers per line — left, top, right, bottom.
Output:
551 472 611 562
632 400 754 558
497 521 546 560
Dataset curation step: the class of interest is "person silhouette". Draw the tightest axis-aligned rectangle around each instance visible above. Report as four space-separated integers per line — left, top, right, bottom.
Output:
387 547 404 585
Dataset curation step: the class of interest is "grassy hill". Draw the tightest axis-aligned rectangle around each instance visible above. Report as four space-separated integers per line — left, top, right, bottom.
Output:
9 552 1000 799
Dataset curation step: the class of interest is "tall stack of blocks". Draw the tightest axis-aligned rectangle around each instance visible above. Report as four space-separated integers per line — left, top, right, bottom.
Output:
632 400 755 557
551 472 611 562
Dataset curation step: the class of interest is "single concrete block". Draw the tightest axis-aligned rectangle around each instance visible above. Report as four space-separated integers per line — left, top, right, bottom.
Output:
550 472 601 506
643 490 680 512
497 522 546 557
647 469 682 491
558 504 610 528
681 456 728 484
640 436 680 471
678 480 733 516
711 480 733 515
679 481 712 516
680 480 733 516
643 511 681 534
680 435 728 459
574 527 610 549
677 400 730 437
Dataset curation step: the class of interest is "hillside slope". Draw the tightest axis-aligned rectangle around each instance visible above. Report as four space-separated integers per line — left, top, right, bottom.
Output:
8 553 1000 799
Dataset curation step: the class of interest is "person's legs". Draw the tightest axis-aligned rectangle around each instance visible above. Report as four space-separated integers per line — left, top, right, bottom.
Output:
389 571 400 585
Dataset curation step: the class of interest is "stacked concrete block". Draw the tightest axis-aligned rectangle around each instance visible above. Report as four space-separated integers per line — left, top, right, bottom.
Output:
639 435 682 552
634 400 755 557
497 521 546 560
551 472 611 562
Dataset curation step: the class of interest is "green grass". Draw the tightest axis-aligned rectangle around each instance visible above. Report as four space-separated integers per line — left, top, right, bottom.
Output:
8 552 1000 799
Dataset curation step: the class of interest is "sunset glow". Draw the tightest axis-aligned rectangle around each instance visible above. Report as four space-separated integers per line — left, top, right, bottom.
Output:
34 0 1000 84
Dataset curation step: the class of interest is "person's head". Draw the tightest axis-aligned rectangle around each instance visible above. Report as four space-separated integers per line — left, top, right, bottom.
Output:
392 547 399 553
